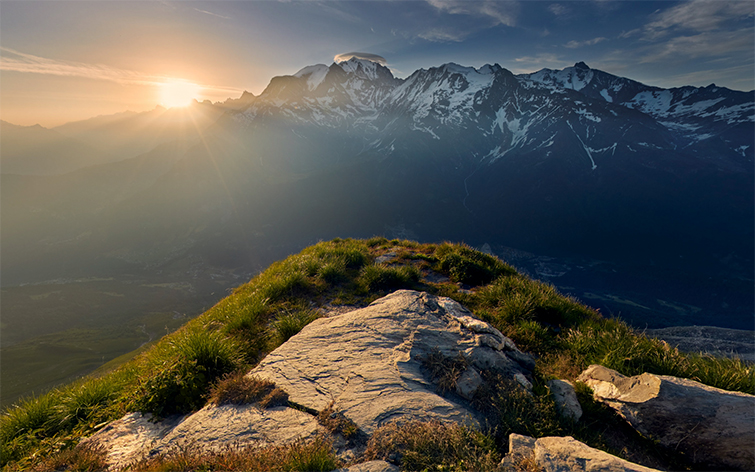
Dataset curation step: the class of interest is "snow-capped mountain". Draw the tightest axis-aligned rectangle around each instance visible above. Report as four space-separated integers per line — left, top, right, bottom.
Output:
4 57 752 297
209 57 752 267
226 58 752 176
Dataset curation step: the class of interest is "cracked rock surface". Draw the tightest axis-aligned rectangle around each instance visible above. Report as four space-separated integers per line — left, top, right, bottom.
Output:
251 290 534 434
84 290 534 470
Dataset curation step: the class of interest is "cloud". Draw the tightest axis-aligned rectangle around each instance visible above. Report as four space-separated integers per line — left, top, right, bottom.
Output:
0 47 161 85
548 3 569 17
333 52 387 65
644 0 754 39
564 37 607 49
640 28 755 62
0 47 243 96
193 8 231 20
510 53 571 73
426 0 519 27
418 28 466 42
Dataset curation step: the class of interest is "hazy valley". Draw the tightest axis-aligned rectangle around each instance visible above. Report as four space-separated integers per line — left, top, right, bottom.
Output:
2 58 753 408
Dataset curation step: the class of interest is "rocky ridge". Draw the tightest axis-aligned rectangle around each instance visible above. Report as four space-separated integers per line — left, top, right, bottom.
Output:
84 289 754 471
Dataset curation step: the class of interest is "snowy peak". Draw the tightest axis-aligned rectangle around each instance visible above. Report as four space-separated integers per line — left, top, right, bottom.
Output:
294 64 330 91
336 57 394 82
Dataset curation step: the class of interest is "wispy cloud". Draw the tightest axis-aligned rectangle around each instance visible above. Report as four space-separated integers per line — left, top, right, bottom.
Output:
564 37 607 49
0 47 243 96
511 53 570 73
1 47 158 84
418 28 466 42
193 8 231 20
426 0 519 27
640 28 755 62
644 0 754 39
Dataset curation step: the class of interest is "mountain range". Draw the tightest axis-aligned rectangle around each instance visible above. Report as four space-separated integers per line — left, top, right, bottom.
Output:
2 57 753 317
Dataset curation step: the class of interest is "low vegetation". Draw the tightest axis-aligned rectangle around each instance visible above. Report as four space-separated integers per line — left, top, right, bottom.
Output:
2 238 752 471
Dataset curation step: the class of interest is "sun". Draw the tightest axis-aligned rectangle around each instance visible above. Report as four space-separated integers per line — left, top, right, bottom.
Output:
159 79 201 108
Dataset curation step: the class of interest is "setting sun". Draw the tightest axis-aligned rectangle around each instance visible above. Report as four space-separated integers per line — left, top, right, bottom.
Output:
160 79 201 108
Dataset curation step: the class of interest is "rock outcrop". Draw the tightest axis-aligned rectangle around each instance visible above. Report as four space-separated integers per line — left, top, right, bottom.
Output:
502 433 662 472
251 290 535 434
84 290 535 470
578 364 755 470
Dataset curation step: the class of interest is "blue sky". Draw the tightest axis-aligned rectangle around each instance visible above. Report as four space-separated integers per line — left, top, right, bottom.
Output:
1 0 753 126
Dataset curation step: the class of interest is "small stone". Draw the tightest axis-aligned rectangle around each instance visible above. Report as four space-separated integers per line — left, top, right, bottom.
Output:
455 367 484 400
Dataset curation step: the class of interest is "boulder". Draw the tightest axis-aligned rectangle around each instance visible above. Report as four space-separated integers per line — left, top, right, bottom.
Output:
546 379 582 421
252 290 535 434
577 364 755 470
502 433 662 472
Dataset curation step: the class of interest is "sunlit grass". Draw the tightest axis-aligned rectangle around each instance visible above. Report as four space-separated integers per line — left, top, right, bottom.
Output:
2 238 752 471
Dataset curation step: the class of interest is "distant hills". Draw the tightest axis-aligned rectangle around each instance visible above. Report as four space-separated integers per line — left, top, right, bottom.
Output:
2 58 753 317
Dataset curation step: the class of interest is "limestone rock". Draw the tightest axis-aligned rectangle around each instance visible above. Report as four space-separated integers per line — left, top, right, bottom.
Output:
78 412 184 470
85 291 534 471
332 460 399 472
577 364 755 470
502 433 661 472
151 403 324 455
252 290 534 434
546 379 582 421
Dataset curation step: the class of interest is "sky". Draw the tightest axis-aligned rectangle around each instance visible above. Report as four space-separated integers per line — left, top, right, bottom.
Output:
1 0 753 127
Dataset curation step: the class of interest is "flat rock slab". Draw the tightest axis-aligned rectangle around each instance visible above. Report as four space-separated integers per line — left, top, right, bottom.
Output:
504 433 661 472
578 364 755 471
152 403 324 454
252 290 533 434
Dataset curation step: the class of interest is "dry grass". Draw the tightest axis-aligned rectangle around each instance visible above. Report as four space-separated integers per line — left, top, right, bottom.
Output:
317 402 360 442
420 350 469 394
126 436 339 472
209 372 288 408
364 420 500 472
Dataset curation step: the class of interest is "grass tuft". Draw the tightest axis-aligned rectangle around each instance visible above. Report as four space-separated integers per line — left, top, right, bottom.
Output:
209 372 288 408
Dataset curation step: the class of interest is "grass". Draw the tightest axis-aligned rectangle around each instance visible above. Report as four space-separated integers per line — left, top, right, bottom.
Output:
209 372 288 408
364 420 500 472
2 238 752 471
124 436 339 472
